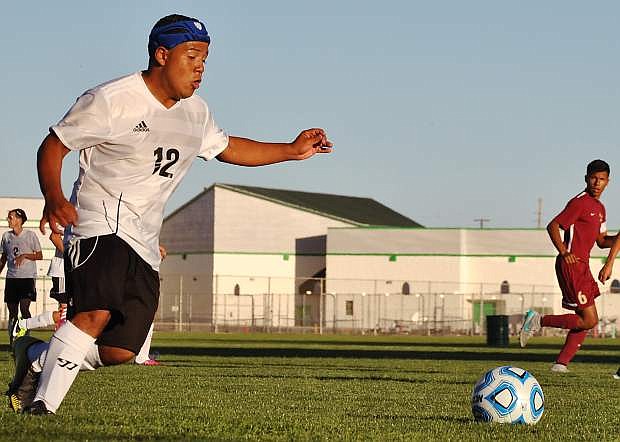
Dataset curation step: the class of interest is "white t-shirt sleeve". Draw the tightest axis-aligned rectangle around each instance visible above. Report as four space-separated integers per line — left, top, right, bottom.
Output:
197 108 229 161
51 91 112 151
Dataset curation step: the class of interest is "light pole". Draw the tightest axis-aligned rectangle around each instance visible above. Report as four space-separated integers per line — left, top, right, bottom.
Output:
305 290 311 328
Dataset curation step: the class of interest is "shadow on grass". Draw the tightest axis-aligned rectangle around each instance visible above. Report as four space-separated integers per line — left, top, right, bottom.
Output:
156 338 620 352
157 346 616 363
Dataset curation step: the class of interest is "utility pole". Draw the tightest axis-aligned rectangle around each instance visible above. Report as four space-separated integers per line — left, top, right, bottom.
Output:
474 218 490 229
536 198 543 228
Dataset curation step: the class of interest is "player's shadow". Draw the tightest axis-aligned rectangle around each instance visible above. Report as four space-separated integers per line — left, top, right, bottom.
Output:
159 345 616 363
157 337 619 352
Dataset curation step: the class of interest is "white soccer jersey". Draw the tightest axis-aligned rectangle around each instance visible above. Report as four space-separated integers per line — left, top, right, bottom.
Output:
52 72 229 270
1 230 42 278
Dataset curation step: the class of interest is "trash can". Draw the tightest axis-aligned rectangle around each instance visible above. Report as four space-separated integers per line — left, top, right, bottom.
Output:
486 315 509 347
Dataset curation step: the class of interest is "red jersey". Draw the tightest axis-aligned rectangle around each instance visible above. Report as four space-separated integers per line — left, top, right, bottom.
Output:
553 191 606 260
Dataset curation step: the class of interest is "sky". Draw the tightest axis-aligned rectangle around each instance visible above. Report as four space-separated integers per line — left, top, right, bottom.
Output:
1 1 620 228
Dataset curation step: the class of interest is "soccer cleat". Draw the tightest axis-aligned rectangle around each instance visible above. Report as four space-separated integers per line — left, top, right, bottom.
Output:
519 310 541 348
24 400 53 415
614 367 620 380
6 336 43 412
550 363 569 373
10 317 29 349
136 357 161 366
8 391 22 413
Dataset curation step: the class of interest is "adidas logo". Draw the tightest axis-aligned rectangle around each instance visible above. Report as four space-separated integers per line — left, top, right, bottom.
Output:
133 120 149 132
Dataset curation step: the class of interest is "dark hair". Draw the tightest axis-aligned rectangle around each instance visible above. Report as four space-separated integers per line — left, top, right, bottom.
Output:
10 208 27 223
148 14 199 67
153 14 197 29
586 159 610 176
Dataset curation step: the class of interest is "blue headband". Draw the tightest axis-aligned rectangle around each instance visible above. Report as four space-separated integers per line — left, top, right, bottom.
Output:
148 19 210 57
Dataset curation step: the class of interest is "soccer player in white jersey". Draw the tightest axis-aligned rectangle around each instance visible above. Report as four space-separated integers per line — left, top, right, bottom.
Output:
1 208 42 343
13 13 331 415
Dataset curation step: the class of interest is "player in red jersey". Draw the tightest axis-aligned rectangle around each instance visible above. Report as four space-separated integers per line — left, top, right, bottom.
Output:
520 160 615 373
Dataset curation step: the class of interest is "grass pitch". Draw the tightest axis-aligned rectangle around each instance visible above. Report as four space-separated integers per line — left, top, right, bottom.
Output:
0 332 618 441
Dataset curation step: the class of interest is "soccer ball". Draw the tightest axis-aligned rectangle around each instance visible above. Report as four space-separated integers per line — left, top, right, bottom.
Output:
471 366 544 425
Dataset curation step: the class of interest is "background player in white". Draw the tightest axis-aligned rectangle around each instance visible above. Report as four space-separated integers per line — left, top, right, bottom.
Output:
0 209 42 343
18 13 332 415
46 232 68 328
12 232 68 337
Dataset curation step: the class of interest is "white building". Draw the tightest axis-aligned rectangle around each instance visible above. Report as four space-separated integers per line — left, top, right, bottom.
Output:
159 186 620 334
159 183 420 329
325 227 620 334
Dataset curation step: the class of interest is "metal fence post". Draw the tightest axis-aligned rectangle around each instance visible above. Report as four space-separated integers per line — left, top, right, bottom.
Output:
178 275 183 332
213 274 218 333
319 291 323 335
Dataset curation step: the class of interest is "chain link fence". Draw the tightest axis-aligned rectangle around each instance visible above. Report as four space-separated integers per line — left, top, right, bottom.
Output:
1 275 618 337
155 275 620 337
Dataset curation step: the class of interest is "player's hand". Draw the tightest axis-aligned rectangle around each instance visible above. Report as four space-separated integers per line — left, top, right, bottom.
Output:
40 195 78 235
561 251 580 265
289 128 333 160
598 263 613 284
14 254 26 267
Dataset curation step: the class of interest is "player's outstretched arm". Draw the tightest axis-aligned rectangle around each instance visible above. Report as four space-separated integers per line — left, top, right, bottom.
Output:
599 233 620 283
37 132 77 234
217 128 332 166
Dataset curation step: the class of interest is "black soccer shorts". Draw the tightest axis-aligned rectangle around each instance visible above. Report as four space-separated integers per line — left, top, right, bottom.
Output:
4 278 37 303
65 234 159 354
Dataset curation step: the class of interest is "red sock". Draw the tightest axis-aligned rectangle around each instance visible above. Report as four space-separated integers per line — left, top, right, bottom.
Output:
556 329 587 366
541 314 580 330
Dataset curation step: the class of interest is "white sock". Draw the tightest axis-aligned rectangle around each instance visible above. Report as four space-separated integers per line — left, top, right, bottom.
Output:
20 311 55 330
33 321 95 413
135 323 154 364
29 341 103 373
81 343 104 371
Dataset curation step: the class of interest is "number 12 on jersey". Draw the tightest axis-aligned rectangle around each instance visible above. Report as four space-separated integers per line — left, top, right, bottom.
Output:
153 147 180 178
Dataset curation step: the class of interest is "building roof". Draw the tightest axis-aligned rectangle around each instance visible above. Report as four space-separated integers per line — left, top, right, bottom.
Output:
216 183 422 227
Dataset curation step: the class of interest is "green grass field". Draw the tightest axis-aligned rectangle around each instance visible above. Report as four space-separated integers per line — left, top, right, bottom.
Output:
0 332 618 441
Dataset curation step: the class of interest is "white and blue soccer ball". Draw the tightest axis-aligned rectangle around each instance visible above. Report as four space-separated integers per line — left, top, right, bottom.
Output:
471 366 544 425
